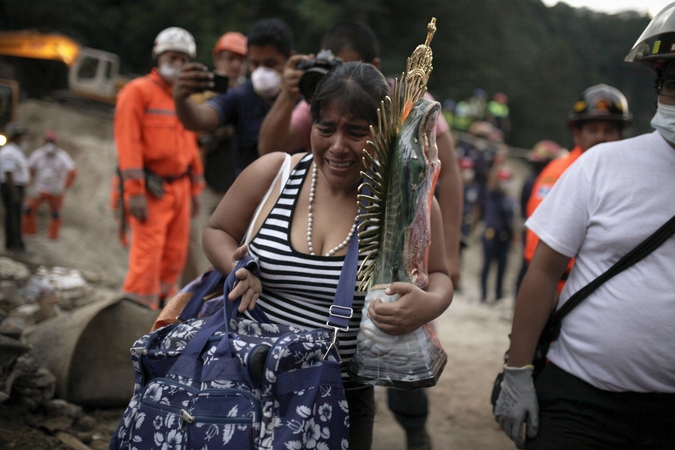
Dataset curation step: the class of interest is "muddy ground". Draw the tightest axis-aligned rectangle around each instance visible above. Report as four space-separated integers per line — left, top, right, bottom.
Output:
0 99 524 449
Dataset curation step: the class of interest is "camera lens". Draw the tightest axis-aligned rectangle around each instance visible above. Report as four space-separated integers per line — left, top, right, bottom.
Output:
299 67 330 103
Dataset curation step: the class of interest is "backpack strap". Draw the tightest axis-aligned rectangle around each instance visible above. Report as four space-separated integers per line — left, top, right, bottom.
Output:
546 212 675 340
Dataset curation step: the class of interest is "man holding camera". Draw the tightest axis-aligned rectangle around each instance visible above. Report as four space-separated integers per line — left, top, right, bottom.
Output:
181 31 250 285
114 27 204 310
173 18 294 178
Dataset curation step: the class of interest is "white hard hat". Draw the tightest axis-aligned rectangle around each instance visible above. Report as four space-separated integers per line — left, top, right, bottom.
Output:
153 27 196 59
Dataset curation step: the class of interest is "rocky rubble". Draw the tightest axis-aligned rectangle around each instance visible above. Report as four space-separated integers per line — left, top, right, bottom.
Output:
0 256 118 449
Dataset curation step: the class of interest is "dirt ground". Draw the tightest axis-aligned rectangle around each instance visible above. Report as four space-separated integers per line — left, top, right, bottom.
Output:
2 99 526 449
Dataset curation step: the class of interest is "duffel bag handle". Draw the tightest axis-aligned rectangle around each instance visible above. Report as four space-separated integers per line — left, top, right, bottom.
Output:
170 256 259 379
178 268 225 322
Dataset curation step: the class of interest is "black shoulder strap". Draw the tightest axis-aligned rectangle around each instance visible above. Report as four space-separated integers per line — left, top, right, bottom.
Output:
551 213 675 329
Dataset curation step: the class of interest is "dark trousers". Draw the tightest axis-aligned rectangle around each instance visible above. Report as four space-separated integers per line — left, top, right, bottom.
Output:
346 386 376 450
481 236 510 300
1 183 25 251
527 363 675 450
388 388 429 430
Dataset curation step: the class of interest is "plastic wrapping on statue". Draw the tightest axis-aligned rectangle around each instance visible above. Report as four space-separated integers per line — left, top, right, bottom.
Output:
349 99 447 388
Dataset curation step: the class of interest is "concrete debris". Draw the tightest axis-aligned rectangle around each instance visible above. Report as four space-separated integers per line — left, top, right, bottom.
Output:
46 399 83 420
0 257 105 441
55 431 94 450
0 317 25 339
0 280 21 307
40 415 74 432
9 304 42 325
74 415 96 432
0 258 30 283
0 334 31 370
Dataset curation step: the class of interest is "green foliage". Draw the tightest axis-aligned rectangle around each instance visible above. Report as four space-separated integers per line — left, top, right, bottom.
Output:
0 0 657 147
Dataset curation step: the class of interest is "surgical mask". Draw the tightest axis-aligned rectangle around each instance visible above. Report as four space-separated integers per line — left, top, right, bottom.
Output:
45 142 56 154
651 102 675 144
251 67 282 98
158 63 181 83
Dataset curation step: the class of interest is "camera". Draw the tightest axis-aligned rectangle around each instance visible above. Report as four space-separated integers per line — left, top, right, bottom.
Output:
296 50 343 102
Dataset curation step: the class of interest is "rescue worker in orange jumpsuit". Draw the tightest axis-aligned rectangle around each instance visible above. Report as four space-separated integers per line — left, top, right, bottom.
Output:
23 130 77 239
523 84 632 293
114 27 204 309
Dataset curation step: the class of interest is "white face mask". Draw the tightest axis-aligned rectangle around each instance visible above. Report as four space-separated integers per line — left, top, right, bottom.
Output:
45 142 56 155
251 66 282 98
158 64 181 83
651 102 675 144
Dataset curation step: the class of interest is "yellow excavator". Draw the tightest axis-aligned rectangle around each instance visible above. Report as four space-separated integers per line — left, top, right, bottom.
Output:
0 30 129 142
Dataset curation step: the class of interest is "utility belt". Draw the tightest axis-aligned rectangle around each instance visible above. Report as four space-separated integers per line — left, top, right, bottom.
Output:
144 167 191 199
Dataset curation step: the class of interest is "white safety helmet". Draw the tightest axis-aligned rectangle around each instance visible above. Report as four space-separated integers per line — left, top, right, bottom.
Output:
153 27 196 60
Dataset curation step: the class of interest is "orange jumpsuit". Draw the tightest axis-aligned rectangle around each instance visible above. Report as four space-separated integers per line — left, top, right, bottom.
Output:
114 68 204 309
524 146 582 292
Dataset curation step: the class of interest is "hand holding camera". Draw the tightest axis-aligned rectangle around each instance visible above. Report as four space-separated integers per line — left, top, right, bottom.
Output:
296 50 343 102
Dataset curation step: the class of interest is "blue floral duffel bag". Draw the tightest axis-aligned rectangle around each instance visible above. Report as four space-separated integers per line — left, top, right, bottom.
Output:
109 256 351 450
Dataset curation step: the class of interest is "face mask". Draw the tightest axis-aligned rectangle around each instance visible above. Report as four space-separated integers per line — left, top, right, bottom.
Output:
651 102 675 144
45 142 56 154
251 67 282 98
158 64 181 83
462 169 475 183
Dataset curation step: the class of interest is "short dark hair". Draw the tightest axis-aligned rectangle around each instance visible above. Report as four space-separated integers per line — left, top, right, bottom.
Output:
310 61 389 126
247 18 293 58
321 22 380 64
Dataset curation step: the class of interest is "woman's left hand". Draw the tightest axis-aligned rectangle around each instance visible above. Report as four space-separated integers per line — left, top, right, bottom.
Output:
228 245 263 312
367 282 441 335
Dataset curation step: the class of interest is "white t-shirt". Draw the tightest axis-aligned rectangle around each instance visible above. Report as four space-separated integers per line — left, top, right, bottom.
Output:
28 144 76 194
0 142 30 185
526 131 675 393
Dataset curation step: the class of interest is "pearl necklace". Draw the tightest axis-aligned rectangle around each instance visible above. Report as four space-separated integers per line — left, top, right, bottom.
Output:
307 163 358 256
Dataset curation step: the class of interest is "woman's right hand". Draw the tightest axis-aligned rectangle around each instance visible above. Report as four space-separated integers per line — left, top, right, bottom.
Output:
228 244 262 313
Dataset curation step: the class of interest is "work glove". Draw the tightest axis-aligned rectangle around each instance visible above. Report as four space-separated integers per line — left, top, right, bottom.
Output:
128 195 148 222
493 365 539 449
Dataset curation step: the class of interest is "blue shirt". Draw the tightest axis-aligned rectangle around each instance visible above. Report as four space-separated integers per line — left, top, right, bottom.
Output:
483 189 514 237
206 80 272 174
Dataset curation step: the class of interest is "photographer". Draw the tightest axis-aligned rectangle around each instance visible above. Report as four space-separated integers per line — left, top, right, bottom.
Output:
173 18 294 176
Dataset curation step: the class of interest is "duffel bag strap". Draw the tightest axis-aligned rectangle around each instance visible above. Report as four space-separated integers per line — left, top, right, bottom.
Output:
170 256 258 380
178 256 261 322
326 230 359 331
323 229 359 360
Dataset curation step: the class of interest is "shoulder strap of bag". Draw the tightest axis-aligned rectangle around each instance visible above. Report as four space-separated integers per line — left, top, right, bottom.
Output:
549 212 675 332
326 229 359 331
243 153 292 245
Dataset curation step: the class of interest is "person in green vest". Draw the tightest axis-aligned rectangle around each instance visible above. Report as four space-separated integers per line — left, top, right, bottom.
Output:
487 92 511 140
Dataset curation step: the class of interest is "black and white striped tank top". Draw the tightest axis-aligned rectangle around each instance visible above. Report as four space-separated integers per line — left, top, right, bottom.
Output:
248 153 366 373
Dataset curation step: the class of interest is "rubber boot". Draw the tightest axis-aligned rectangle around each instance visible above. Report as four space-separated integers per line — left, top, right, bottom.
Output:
49 216 61 239
23 208 37 234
